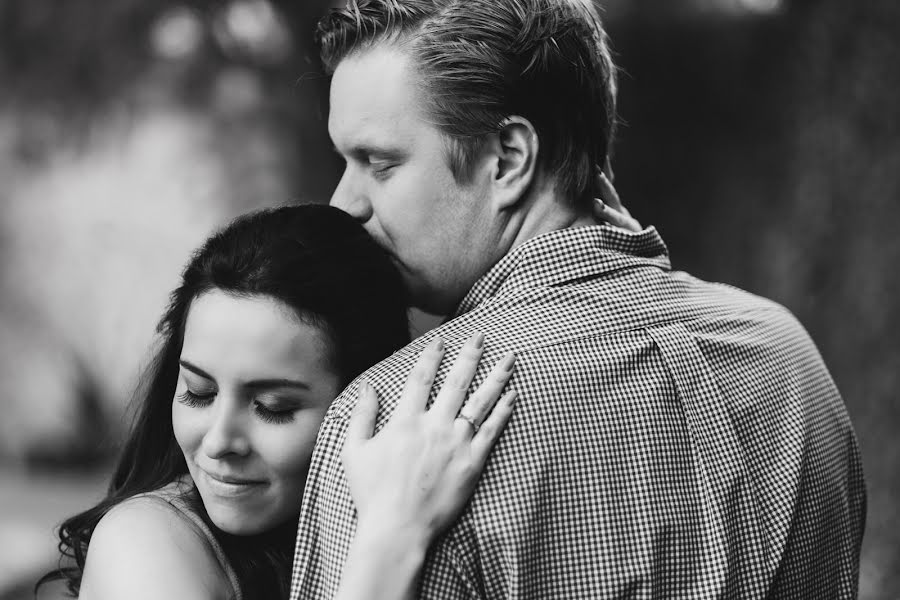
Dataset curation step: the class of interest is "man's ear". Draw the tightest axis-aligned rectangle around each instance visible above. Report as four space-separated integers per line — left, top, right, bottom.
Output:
488 116 539 210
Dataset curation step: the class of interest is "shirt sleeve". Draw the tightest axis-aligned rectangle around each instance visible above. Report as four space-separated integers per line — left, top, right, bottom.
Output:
289 348 480 600
419 542 478 599
289 385 359 599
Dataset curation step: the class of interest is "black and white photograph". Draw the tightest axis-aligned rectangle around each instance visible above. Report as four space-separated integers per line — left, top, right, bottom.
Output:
0 0 896 598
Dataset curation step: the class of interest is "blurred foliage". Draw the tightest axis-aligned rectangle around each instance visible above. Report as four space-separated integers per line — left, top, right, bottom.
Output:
0 0 341 198
0 0 897 598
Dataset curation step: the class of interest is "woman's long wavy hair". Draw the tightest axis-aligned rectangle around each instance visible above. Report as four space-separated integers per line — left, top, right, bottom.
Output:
38 204 410 599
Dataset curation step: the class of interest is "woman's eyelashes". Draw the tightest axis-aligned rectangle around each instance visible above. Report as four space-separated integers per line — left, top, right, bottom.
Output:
176 388 299 425
177 388 215 408
252 401 296 425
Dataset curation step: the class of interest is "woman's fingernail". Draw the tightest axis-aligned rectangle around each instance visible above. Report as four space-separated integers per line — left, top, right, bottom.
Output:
432 336 444 352
471 332 485 349
505 391 518 406
595 199 607 211
502 352 516 371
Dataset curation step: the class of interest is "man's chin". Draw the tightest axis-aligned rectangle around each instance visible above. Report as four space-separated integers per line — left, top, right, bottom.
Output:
393 263 459 315
409 285 458 317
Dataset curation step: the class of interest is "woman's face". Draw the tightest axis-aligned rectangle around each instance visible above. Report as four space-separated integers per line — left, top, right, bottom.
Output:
172 290 341 536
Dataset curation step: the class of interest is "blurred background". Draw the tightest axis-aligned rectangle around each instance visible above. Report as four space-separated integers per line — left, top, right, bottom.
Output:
0 0 896 598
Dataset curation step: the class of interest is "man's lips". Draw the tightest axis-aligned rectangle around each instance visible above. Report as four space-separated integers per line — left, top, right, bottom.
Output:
366 235 405 270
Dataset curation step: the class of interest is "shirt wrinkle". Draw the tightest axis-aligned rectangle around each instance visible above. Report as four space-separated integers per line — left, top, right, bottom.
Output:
291 224 865 600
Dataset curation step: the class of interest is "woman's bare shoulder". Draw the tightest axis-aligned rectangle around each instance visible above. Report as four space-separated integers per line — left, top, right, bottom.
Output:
78 493 231 600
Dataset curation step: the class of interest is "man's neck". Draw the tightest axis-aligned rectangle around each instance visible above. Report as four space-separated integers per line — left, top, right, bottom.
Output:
500 187 594 254
427 184 592 316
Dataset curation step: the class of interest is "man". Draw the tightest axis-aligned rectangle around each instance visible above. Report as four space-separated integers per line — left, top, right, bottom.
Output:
291 0 866 597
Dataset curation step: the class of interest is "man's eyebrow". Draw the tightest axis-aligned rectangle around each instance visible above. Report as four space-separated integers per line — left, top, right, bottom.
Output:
334 142 406 160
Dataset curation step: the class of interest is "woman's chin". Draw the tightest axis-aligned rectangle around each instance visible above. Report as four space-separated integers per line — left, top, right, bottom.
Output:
198 492 270 535
207 506 270 536
202 496 298 536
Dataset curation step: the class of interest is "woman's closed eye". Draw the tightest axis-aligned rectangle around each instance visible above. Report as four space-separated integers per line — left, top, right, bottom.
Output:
175 382 304 424
252 396 302 425
177 388 215 408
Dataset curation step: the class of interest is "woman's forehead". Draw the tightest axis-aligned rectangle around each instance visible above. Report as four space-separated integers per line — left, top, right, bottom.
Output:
181 291 332 380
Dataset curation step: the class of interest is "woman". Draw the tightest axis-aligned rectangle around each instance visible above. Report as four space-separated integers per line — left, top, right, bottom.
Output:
39 204 518 599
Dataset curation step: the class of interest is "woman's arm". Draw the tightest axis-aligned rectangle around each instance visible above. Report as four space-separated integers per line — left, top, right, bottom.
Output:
79 498 229 600
336 334 517 600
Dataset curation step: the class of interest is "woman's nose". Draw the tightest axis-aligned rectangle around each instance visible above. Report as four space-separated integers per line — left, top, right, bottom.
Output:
200 398 250 459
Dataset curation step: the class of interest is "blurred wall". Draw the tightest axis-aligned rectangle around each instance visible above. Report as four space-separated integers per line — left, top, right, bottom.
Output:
0 0 896 597
611 0 900 595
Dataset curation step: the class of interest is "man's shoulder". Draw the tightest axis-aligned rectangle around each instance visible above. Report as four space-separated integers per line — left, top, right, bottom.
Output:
327 317 493 421
326 265 815 423
671 272 812 338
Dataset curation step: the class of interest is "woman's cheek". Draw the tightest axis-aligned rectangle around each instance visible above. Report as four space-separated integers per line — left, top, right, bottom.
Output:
266 410 326 485
171 400 200 457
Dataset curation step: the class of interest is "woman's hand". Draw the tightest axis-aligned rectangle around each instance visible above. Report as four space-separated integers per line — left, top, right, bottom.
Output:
343 333 517 549
592 169 643 232
336 334 516 600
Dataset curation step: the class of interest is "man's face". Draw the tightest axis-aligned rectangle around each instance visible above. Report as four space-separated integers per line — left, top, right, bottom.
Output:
328 45 497 315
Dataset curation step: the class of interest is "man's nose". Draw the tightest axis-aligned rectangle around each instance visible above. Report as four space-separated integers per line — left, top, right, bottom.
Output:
330 170 373 222
201 397 250 459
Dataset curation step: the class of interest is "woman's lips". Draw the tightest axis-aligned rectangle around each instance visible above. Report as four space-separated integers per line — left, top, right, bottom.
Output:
200 469 267 497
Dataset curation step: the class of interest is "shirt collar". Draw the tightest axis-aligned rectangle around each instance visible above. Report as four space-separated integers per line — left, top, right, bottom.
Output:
452 225 671 318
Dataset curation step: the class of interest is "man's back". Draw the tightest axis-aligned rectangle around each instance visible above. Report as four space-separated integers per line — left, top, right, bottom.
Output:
291 226 864 599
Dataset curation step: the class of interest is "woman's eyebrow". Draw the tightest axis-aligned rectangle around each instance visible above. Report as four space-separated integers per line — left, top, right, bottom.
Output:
244 379 311 391
178 361 311 390
178 359 214 380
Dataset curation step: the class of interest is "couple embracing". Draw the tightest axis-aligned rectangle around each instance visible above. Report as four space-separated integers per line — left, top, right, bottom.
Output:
42 1 865 599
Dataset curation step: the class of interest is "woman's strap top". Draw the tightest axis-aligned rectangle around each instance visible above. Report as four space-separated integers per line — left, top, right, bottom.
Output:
129 477 243 600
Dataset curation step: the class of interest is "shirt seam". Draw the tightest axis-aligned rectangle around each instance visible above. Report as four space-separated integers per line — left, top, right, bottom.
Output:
464 299 793 358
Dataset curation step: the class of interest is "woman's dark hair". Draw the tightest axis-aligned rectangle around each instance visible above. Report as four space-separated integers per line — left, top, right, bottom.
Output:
38 204 410 599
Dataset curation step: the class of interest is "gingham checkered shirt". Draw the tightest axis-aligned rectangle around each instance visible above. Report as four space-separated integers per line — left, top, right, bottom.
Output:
290 225 865 599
